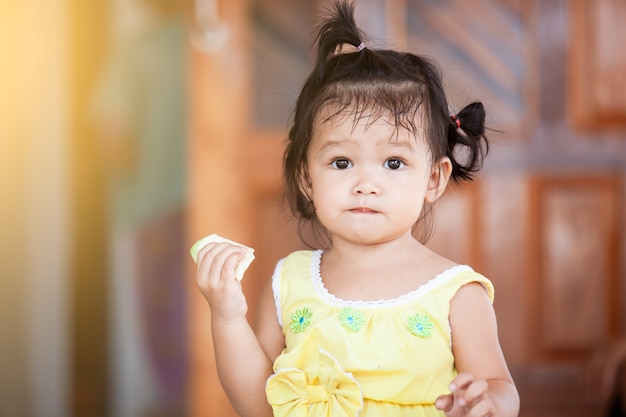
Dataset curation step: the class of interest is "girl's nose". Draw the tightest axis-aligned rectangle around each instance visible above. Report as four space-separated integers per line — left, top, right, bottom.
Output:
352 169 380 195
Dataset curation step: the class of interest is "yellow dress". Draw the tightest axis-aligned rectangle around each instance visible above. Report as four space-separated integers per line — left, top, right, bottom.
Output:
265 250 494 417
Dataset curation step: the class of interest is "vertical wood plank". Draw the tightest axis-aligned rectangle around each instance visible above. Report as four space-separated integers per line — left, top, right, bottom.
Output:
188 1 253 416
426 181 481 268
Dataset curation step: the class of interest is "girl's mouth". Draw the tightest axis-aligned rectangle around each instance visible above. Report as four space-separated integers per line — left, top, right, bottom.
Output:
350 207 377 214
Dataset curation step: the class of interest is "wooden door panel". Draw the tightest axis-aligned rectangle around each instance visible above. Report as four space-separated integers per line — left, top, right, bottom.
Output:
570 0 626 129
528 174 621 361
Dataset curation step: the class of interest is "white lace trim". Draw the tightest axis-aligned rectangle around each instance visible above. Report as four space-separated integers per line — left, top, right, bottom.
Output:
272 258 285 327
309 249 474 309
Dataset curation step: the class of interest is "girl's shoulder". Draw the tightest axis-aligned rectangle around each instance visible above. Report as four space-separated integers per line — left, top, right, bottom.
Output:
271 249 320 293
274 249 320 277
439 267 495 303
419 251 494 303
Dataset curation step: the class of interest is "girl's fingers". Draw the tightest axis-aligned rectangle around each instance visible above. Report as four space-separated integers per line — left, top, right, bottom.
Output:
449 372 475 392
219 247 246 282
447 372 472 408
446 373 495 416
197 242 244 289
464 378 488 404
207 244 241 285
466 396 494 417
195 242 249 321
435 393 453 411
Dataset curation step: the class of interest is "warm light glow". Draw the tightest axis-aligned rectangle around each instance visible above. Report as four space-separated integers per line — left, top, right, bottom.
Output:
0 1 71 416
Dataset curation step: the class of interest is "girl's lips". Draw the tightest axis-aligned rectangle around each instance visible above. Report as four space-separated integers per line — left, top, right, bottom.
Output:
350 207 378 214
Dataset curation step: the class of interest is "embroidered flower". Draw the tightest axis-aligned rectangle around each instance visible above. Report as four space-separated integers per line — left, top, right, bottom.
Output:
408 314 433 338
338 307 364 332
289 308 312 333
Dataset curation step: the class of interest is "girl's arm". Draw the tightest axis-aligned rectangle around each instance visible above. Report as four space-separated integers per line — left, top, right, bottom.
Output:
196 243 284 417
436 282 520 417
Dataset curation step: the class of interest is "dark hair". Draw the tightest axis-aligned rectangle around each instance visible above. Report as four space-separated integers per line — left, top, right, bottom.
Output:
283 0 488 244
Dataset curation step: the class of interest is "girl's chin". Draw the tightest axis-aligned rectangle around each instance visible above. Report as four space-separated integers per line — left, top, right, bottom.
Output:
332 232 403 246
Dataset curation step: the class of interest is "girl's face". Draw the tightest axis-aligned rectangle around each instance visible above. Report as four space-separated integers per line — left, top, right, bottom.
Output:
303 108 451 247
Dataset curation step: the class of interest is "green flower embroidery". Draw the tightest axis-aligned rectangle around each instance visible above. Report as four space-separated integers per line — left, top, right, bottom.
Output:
338 307 365 332
408 314 433 338
289 308 312 333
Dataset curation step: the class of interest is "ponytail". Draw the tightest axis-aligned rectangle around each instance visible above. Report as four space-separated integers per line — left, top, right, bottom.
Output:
447 102 489 183
314 1 365 69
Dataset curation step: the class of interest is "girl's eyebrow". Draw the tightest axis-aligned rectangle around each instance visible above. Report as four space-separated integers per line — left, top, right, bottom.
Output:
385 139 414 150
315 138 354 154
315 137 415 155
377 137 417 153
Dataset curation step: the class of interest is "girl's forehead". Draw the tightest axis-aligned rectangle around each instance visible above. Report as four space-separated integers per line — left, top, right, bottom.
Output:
317 103 394 124
313 104 427 143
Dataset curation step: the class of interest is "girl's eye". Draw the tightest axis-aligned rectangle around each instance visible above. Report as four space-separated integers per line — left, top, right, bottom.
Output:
385 158 405 170
331 158 352 169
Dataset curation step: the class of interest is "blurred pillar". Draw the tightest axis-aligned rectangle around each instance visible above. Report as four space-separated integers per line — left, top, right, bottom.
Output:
69 0 109 415
187 0 254 416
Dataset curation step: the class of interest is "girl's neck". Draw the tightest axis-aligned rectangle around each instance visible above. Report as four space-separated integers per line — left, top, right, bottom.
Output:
324 233 425 265
317 233 457 302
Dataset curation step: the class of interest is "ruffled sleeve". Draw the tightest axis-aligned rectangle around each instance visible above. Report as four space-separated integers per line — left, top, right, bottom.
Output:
266 341 363 417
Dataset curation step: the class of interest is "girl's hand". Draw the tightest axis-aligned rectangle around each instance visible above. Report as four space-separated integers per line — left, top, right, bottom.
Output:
435 373 496 417
196 242 249 322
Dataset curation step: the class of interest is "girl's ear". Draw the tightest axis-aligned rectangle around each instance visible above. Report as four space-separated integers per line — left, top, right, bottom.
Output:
298 170 313 200
425 157 452 203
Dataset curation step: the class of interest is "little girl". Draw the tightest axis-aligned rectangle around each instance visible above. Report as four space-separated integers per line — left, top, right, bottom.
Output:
195 1 520 416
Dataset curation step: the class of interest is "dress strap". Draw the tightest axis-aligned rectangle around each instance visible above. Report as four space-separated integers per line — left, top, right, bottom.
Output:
271 257 286 327
440 269 495 303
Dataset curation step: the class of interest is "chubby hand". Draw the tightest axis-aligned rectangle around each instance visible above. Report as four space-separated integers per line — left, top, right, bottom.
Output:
196 242 249 322
435 373 496 417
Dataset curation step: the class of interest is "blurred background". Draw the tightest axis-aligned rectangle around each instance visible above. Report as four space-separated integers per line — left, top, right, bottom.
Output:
1 0 625 417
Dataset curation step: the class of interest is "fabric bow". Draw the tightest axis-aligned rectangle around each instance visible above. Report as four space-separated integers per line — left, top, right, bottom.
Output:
266 343 363 417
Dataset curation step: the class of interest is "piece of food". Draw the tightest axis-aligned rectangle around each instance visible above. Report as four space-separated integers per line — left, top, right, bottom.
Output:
190 234 255 281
